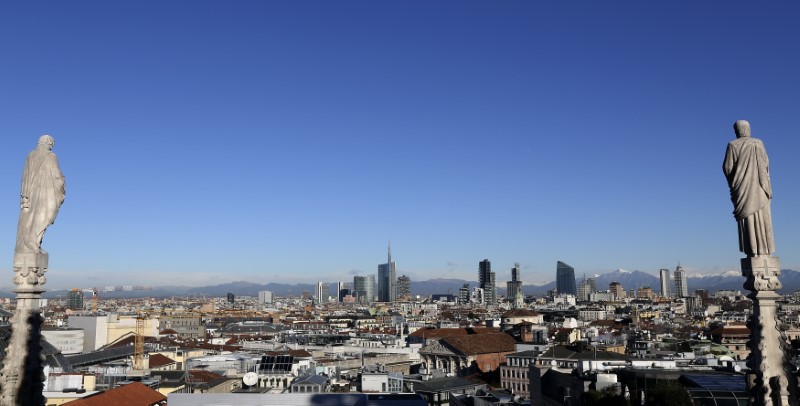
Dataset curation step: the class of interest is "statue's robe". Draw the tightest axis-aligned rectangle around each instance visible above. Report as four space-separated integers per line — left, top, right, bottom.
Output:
723 136 774 256
14 147 65 255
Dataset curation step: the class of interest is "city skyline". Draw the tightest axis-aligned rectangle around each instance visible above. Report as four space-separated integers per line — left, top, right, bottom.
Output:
2 2 800 290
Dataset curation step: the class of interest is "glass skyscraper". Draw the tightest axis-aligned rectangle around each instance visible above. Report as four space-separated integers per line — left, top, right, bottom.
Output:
556 261 577 296
479 259 496 305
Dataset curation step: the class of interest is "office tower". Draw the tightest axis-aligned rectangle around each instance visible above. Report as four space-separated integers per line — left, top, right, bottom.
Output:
507 262 523 303
316 282 326 304
609 281 624 299
378 243 397 302
339 288 350 302
396 275 411 300
353 275 376 303
577 279 592 301
67 289 84 310
478 259 496 305
587 277 597 293
258 290 273 304
659 268 671 297
556 261 577 296
458 284 470 304
331 282 344 303
674 264 688 297
226 292 235 304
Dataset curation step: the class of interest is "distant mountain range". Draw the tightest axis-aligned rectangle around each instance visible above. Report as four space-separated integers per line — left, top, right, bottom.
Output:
18 268 799 300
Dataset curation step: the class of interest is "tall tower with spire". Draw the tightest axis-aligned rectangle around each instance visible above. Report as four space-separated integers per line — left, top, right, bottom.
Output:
378 242 396 302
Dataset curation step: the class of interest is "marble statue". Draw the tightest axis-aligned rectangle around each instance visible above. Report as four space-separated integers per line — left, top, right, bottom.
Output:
14 135 65 257
723 120 774 257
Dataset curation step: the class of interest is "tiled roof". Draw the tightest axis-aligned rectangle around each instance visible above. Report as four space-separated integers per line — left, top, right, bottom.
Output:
148 353 176 368
442 333 517 356
502 309 541 318
409 327 499 338
63 382 166 406
188 369 224 383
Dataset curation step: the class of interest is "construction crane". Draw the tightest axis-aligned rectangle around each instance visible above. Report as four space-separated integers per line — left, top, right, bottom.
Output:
71 285 153 313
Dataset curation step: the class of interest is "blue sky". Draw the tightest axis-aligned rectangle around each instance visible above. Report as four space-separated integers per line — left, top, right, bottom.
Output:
1 1 799 290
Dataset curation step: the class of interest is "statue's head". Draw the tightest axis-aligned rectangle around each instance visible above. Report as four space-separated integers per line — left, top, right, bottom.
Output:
38 134 55 150
734 120 751 138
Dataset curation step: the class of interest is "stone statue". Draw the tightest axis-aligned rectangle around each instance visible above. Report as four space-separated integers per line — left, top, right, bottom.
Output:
723 120 774 257
14 135 66 257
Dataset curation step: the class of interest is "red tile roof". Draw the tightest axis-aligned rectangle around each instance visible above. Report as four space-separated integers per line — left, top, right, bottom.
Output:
63 382 166 406
148 353 176 368
409 327 499 338
442 332 517 355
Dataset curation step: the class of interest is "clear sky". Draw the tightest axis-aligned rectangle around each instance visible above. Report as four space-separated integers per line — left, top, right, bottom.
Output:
1 1 799 290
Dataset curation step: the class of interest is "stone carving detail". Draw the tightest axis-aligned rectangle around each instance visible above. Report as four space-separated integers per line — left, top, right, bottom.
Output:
13 266 47 286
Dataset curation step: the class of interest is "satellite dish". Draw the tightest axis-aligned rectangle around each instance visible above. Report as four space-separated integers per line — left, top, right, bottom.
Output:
243 372 258 387
734 365 741 372
550 360 557 366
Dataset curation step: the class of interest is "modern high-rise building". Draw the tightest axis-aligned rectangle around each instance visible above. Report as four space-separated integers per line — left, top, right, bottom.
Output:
659 268 671 297
226 292 235 304
378 243 397 302
396 275 411 300
587 277 597 293
316 282 326 304
577 279 592 301
479 259 496 305
458 284 470 304
674 264 688 297
258 290 273 304
353 275 376 303
332 282 344 303
506 262 523 303
556 261 577 296
67 289 85 311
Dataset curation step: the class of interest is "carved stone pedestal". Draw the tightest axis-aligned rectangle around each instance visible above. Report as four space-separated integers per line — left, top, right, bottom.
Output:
0 252 48 406
741 256 798 406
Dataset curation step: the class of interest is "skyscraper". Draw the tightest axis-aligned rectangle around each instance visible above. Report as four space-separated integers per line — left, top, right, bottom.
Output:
316 282 326 304
67 289 84 311
577 279 592 301
506 262 523 303
659 268 671 297
556 261 577 296
332 282 344 303
378 243 397 302
396 275 411 300
458 284 470 304
353 275 376 303
479 259 496 305
674 264 688 297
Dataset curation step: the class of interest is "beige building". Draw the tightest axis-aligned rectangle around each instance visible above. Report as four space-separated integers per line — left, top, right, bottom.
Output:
68 313 159 352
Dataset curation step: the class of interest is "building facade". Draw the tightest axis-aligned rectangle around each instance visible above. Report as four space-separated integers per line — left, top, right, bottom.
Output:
556 261 577 296
478 259 496 306
507 262 523 305
659 268 671 297
396 275 411 300
353 275 376 303
674 264 688 297
378 244 397 302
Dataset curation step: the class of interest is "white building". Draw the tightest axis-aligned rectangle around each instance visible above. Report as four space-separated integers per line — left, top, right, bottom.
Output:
258 290 273 304
42 327 84 355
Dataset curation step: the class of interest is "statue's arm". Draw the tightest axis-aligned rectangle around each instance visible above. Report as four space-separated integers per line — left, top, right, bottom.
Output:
757 142 772 198
722 143 736 183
